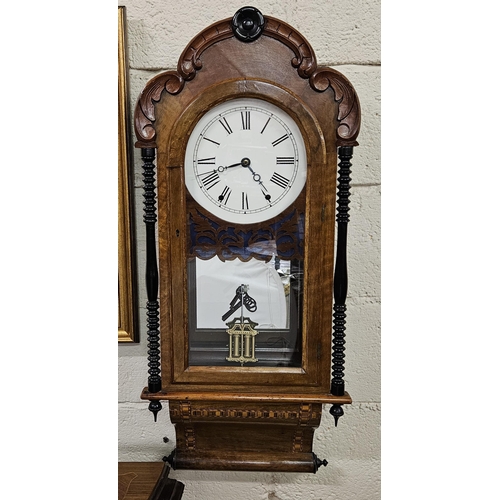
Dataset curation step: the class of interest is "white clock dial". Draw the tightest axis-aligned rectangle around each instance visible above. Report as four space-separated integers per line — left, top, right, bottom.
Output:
184 98 307 224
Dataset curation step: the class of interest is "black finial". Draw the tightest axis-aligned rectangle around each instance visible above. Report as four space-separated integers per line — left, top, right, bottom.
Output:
148 400 162 422
313 453 328 473
165 450 177 470
231 6 265 42
329 404 344 427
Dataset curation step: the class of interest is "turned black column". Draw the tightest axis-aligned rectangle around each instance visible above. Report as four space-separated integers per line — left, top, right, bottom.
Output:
330 146 353 425
142 147 162 421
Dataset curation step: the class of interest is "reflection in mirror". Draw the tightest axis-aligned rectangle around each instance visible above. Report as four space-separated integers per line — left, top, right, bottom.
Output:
196 257 287 329
188 253 303 367
187 206 305 367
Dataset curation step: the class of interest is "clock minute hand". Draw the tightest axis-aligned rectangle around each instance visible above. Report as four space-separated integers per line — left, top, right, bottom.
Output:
241 158 263 182
245 163 269 192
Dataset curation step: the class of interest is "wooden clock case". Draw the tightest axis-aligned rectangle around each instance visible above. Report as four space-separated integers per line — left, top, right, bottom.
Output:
134 7 360 473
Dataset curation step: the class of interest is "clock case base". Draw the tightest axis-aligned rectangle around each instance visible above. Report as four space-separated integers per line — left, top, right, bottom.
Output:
163 398 348 473
142 391 351 473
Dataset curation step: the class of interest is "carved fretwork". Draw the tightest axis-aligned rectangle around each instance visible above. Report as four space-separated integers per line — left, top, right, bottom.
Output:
188 208 304 262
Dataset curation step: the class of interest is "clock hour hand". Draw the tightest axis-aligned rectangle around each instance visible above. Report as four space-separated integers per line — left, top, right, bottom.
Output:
218 161 242 172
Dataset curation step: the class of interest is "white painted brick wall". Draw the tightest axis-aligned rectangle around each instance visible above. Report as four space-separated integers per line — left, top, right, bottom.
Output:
118 1 380 498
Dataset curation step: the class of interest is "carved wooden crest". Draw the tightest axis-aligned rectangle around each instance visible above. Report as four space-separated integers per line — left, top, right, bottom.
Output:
134 13 360 148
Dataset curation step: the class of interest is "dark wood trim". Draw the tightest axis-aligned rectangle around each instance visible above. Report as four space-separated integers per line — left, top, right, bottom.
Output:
331 146 353 399
141 147 162 420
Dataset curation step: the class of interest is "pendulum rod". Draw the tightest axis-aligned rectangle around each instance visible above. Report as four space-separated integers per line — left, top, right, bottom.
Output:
330 145 353 425
142 147 162 421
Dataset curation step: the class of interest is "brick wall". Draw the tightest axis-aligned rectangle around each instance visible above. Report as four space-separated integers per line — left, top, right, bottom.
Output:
118 1 381 498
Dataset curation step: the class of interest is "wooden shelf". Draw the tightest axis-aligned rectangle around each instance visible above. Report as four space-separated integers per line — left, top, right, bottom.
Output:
140 388 352 405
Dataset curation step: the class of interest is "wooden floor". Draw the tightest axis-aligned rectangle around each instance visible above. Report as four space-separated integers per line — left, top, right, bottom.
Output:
118 462 164 500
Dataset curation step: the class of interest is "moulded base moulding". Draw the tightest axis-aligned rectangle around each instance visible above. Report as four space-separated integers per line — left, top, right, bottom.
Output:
140 388 352 405
167 449 325 473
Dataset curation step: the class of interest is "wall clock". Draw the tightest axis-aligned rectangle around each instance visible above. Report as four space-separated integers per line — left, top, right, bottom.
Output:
183 97 307 224
134 6 360 473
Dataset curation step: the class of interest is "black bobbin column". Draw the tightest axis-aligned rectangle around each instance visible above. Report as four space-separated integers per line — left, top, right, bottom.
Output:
330 146 353 426
142 147 162 421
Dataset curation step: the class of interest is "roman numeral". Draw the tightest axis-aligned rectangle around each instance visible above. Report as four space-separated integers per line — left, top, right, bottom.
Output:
218 186 232 205
276 156 295 164
241 192 249 210
197 157 216 165
270 172 290 189
241 111 250 130
203 136 220 146
219 117 233 135
272 134 289 147
260 117 271 134
200 171 220 190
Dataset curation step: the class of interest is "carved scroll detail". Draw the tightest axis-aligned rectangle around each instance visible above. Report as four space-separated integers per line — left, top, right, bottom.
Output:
134 71 184 147
177 16 316 83
264 17 317 78
178 20 234 81
310 69 361 145
134 15 360 147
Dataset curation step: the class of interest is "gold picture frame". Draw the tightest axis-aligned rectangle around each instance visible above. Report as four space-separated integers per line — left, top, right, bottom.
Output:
118 6 138 342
